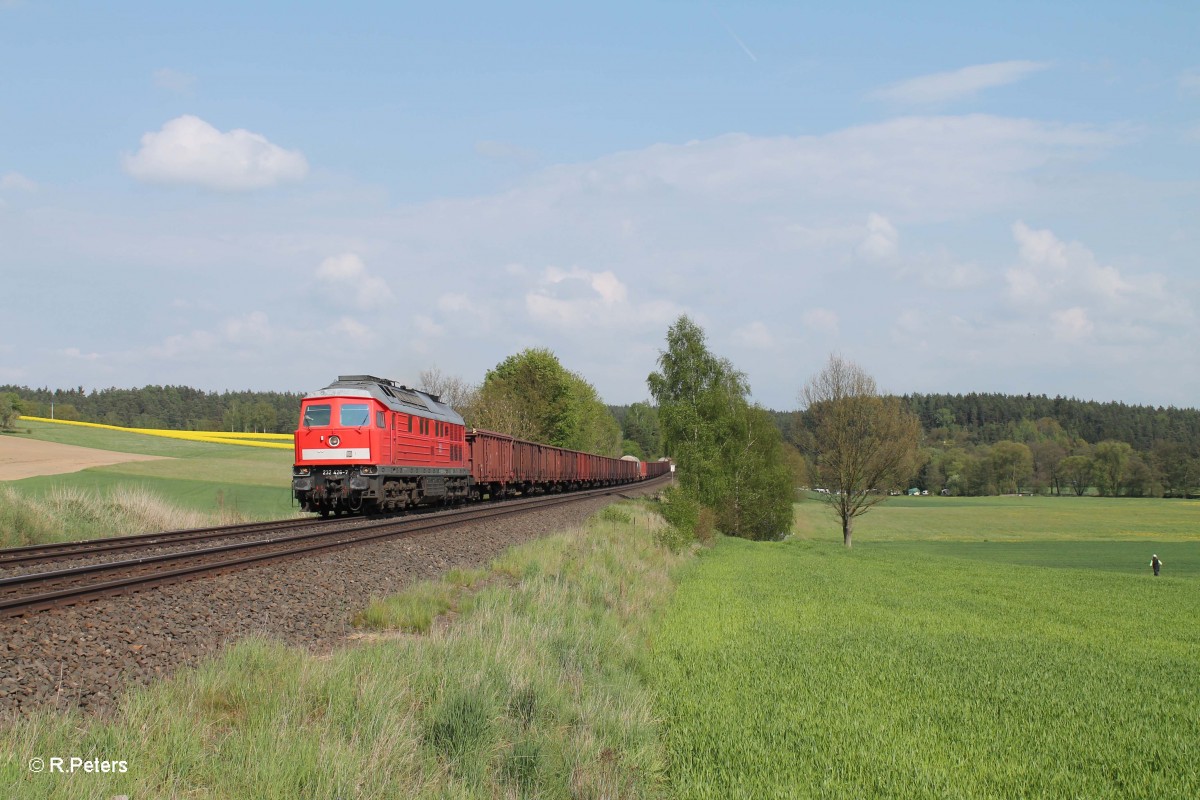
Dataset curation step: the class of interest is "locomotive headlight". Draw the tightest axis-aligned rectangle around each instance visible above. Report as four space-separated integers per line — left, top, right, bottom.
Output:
361 465 377 475
294 467 311 476
328 435 341 447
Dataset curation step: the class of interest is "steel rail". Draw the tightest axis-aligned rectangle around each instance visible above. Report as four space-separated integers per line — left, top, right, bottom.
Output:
0 517 328 566
1 476 669 617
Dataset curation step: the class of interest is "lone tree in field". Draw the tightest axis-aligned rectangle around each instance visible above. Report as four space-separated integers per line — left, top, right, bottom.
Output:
799 355 920 548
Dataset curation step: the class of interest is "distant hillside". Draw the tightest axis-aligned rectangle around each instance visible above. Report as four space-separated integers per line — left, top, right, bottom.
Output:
902 393 1200 456
2 385 303 434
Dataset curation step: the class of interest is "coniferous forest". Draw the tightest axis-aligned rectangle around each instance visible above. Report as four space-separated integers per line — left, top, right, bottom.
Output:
0 385 304 434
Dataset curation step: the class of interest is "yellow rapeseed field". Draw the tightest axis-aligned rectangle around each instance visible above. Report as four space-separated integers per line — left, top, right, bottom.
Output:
19 416 294 450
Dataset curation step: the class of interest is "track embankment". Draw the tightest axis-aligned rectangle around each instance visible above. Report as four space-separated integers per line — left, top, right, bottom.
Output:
0 481 667 718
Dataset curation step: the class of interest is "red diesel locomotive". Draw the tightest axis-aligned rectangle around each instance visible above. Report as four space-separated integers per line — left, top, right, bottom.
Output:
292 375 667 515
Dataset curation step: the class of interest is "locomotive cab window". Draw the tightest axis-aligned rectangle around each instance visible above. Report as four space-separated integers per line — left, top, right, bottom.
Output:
340 403 370 427
303 404 331 427
376 411 386 428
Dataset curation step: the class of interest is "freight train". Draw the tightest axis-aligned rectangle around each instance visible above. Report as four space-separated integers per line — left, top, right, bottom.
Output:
292 375 671 515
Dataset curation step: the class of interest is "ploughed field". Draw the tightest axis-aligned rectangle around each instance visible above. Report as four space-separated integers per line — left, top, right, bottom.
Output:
650 496 1200 799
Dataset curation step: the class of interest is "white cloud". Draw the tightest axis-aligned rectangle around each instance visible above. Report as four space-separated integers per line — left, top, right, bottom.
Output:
331 318 370 338
525 115 1116 222
123 115 308 191
1004 222 1189 349
437 293 475 313
153 68 197 94
733 321 773 349
857 213 898 260
57 347 101 361
10 108 1189 407
316 253 395 310
1 172 36 191
1050 307 1094 341
1005 221 1153 309
903 249 987 289
802 308 840 336
221 310 271 343
873 61 1052 105
525 266 677 331
146 311 274 361
414 315 445 337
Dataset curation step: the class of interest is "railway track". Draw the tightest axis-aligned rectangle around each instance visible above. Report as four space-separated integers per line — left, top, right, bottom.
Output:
0 477 668 618
0 516 330 568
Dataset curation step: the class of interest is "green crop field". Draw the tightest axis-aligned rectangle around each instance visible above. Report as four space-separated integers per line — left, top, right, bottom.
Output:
1 420 297 529
794 492 1200 543
651 497 1200 799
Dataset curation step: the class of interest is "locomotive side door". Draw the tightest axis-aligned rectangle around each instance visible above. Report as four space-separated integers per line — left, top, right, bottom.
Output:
377 407 392 464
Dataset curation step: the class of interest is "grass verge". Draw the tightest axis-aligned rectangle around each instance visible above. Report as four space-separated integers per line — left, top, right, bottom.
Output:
0 501 689 799
0 484 255 548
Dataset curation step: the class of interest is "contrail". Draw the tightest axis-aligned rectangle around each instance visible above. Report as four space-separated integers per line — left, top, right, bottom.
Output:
710 5 758 62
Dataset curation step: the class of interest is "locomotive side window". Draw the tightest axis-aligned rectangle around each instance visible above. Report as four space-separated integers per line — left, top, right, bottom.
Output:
340 403 370 427
376 411 386 428
303 404 331 427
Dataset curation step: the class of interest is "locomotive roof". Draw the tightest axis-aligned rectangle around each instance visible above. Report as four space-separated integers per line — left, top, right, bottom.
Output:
304 375 465 425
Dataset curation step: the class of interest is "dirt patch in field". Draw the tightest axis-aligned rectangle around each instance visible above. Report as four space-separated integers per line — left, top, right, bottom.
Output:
0 436 170 481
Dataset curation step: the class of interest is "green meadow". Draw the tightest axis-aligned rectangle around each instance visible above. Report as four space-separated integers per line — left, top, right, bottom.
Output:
2 420 296 522
651 496 1200 799
794 492 1200 543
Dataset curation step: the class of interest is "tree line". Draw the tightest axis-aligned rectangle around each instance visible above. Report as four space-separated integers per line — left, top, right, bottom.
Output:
859 394 1199 499
901 392 1200 455
1 385 304 433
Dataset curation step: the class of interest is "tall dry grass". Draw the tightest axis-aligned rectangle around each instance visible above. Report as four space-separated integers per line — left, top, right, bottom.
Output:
0 484 251 548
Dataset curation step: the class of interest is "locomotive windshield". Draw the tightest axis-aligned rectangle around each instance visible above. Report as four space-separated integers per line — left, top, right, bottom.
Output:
340 403 370 427
303 404 331 427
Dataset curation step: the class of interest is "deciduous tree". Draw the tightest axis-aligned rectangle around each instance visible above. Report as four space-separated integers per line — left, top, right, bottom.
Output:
648 315 793 540
799 355 920 548
622 401 661 459
468 349 622 455
990 440 1033 494
1058 454 1093 496
1092 440 1133 497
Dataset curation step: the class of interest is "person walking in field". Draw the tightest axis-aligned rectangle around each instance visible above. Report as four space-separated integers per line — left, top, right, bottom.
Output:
1151 554 1162 577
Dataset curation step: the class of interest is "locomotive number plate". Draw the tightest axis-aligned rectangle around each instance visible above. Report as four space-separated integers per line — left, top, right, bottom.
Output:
302 448 372 459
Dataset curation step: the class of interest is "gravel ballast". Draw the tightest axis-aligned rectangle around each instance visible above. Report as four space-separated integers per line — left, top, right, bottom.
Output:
0 486 662 719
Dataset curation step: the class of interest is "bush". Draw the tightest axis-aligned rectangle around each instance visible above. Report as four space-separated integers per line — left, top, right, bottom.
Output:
595 505 634 526
656 486 700 552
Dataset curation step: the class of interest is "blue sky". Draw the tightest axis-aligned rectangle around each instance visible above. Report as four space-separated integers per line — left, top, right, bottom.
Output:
1 1 1197 410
